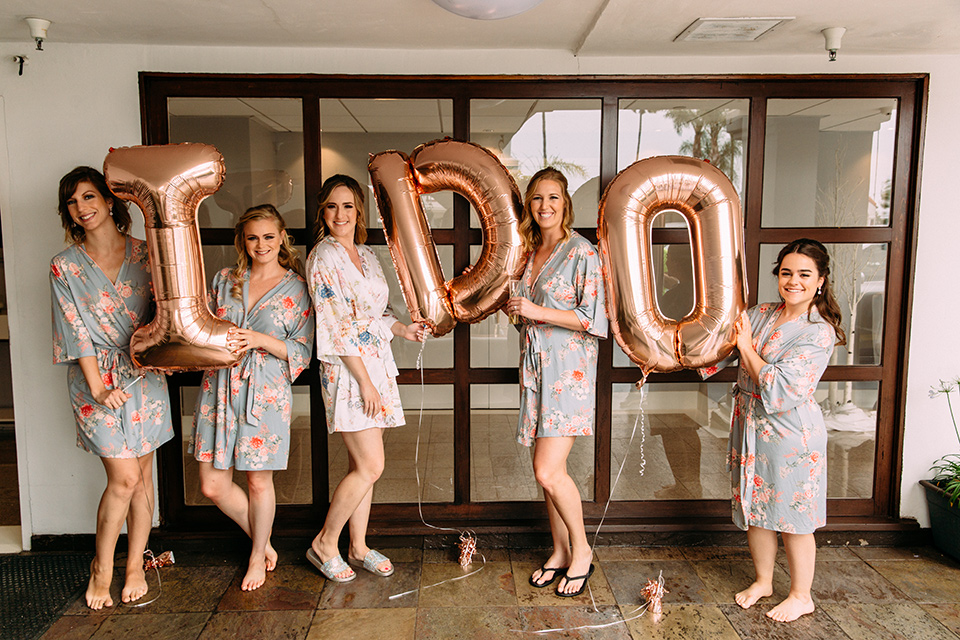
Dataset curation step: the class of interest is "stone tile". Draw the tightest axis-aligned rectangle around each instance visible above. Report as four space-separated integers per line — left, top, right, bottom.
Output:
922 604 960 635
367 547 423 564
306 608 416 640
415 606 522 640
603 560 711 605
681 546 752 561
622 603 741 640
424 546 508 563
159 540 249 568
694 560 791 605
38 613 109 640
114 566 237 615
318 561 421 609
198 610 313 640
808 560 907 604
512 561 616 606
822 603 959 640
866 559 960 603
719 602 849 639
418 561 516 608
217 563 323 611
90 612 210 640
595 547 686 561
519 605 633 638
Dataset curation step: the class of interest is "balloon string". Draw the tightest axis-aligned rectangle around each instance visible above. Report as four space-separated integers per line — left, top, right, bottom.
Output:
389 332 485 601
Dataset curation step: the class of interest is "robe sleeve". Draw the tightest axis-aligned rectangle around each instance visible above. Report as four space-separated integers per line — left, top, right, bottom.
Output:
50 256 95 364
572 242 608 339
757 321 835 413
279 283 314 382
309 252 369 359
697 351 738 380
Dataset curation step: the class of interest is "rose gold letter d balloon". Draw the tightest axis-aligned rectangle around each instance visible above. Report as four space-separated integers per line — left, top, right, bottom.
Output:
598 156 747 374
104 143 239 371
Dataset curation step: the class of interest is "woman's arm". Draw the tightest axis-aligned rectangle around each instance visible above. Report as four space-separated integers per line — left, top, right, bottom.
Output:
506 298 585 331
736 311 767 386
227 328 288 360
339 355 381 418
78 355 130 410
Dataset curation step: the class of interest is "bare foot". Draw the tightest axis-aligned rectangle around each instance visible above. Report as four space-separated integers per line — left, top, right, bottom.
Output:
121 565 148 603
312 536 353 581
241 556 267 591
265 541 278 572
766 594 815 622
735 581 773 609
85 558 114 610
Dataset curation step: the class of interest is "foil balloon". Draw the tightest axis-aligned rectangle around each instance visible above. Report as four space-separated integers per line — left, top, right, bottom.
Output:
598 156 747 374
104 143 240 371
369 139 526 337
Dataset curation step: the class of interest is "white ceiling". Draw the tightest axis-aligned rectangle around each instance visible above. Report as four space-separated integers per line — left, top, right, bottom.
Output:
1 0 957 56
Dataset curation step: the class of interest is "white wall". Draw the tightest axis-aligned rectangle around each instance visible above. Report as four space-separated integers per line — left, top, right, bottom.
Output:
1 43 957 545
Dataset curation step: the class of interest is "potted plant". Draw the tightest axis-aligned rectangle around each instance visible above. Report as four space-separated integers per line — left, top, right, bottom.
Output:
920 377 960 561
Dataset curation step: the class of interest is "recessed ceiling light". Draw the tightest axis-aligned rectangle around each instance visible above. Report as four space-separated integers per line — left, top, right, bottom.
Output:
675 17 793 42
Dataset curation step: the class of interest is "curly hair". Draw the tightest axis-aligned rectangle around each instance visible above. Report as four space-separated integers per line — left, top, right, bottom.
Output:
57 166 131 244
773 238 847 346
314 174 367 245
518 167 575 252
230 204 303 301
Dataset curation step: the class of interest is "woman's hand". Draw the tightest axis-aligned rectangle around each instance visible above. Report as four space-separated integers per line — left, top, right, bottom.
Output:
505 296 543 322
359 381 383 418
397 322 428 343
94 387 131 411
228 328 266 355
735 311 754 353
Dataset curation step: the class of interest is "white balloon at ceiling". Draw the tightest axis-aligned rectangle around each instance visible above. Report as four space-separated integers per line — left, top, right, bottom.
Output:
431 0 545 20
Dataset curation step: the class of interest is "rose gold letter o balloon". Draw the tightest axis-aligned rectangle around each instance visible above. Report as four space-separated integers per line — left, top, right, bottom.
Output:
104 143 240 371
598 156 747 374
369 139 526 337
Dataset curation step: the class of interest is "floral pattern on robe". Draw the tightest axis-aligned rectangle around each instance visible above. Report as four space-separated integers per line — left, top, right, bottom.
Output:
50 237 172 458
701 302 836 534
517 232 608 446
307 237 404 433
190 268 313 471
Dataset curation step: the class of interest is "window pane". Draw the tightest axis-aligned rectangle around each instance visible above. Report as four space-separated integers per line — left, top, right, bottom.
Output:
321 99 454 229
469 245 522 368
470 384 595 502
762 99 897 227
168 98 305 228
759 243 887 366
471 99 601 229
182 385 313 505
617 99 749 209
371 245 453 369
329 385 453 504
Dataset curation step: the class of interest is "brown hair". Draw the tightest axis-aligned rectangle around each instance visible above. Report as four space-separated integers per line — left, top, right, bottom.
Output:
773 238 847 346
230 204 303 301
314 174 367 245
518 167 575 252
57 166 131 244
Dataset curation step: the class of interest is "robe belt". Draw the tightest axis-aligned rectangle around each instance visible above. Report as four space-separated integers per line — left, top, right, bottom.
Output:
519 324 543 390
732 384 759 526
97 345 141 451
229 349 269 427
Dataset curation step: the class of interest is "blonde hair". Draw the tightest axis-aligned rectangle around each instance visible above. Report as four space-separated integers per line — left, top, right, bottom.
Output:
518 167 574 252
314 174 367 245
230 204 303 301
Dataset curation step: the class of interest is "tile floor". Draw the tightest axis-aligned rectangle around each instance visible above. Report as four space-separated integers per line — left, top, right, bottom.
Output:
35 541 960 639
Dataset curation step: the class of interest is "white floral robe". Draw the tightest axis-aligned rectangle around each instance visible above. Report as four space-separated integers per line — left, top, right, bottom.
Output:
190 268 313 471
50 237 173 458
517 232 608 446
307 237 405 433
701 302 836 534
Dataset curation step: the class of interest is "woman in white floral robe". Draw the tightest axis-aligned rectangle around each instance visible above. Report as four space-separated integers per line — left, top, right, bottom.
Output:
191 204 313 592
50 166 172 610
305 175 424 584
504 168 607 597
702 239 844 623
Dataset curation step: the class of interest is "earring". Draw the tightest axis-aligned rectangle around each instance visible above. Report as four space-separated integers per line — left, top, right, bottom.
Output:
817 286 822 295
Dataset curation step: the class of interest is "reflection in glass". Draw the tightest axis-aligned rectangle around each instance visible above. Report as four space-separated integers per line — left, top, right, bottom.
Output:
762 99 897 228
181 386 313 505
329 385 453 504
471 99 601 229
320 98 454 229
759 243 887 367
618 99 749 206
168 98 305 228
469 245 522 368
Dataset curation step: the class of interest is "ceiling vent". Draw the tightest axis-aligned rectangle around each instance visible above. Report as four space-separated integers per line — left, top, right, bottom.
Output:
675 17 793 42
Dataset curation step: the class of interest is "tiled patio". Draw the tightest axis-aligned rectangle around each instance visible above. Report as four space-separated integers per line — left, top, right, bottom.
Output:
29 540 960 639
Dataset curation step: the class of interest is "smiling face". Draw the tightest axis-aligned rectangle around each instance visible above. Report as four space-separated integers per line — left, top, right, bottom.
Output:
777 252 825 312
66 181 114 235
243 217 284 267
322 185 359 243
528 178 566 236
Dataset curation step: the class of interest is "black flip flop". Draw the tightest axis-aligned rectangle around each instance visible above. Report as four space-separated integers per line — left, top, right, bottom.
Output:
555 563 595 597
529 565 566 588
